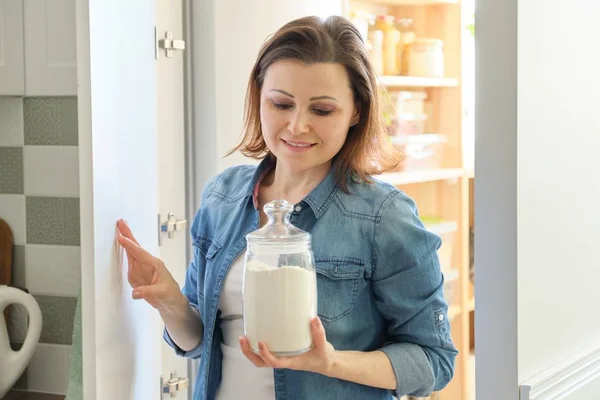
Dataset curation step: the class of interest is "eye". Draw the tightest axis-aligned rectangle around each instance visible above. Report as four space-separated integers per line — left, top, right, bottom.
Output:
272 101 293 110
312 108 333 116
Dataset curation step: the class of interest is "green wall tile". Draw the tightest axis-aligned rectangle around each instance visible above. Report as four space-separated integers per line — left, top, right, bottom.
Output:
33 295 78 345
26 197 80 245
24 97 78 146
0 147 24 194
12 245 26 288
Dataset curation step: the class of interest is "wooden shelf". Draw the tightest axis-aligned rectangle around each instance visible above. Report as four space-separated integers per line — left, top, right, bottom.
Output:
374 168 464 185
378 75 459 88
357 0 459 5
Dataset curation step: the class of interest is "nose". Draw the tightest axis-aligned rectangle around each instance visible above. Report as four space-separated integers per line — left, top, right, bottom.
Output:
288 110 310 136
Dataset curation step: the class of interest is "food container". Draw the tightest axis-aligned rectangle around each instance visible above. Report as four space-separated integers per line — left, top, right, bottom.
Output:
390 91 427 115
442 268 459 306
408 38 444 77
422 217 458 272
367 29 384 75
390 133 446 171
392 113 428 135
374 15 401 75
243 199 318 356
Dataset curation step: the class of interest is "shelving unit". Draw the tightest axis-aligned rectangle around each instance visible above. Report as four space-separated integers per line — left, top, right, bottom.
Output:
378 75 459 88
375 168 464 185
344 0 474 399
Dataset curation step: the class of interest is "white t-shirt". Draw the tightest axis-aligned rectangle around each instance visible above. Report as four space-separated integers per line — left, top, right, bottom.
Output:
215 255 276 400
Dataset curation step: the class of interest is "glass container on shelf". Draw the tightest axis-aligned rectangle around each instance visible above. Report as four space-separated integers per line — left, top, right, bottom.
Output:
242 199 318 356
367 28 384 75
408 38 445 78
396 18 415 75
374 15 401 75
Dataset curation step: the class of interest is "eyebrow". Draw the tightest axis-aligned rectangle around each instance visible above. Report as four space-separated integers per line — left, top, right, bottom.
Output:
269 89 338 102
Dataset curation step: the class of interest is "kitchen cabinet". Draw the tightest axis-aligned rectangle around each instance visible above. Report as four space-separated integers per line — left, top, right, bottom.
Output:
24 0 77 96
0 0 77 96
0 0 25 95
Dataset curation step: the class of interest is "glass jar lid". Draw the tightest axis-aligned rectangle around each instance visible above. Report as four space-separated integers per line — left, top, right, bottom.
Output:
246 199 310 245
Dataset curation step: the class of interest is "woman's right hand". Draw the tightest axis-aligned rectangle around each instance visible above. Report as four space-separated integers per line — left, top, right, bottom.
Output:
116 219 184 310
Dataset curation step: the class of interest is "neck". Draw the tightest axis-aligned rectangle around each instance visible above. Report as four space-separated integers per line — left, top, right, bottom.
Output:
264 160 332 204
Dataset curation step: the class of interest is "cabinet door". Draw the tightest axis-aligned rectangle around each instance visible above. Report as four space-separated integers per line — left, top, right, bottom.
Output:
23 0 76 96
0 0 25 95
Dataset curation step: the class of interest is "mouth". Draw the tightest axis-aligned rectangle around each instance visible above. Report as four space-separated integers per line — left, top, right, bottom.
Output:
281 139 316 151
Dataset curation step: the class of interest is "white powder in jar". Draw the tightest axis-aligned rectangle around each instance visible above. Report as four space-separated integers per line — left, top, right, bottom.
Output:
243 260 317 355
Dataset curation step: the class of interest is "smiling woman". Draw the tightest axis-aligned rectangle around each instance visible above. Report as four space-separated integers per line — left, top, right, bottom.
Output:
117 14 457 400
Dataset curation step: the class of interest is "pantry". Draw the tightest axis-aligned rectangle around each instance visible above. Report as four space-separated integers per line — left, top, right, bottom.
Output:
344 1 476 399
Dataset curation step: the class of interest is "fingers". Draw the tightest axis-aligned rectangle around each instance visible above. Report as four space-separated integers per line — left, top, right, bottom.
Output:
311 317 327 349
258 342 292 369
117 235 156 264
132 284 167 300
116 219 140 245
239 337 268 368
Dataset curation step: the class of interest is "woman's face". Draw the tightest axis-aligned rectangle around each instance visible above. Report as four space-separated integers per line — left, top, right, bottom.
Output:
260 60 359 173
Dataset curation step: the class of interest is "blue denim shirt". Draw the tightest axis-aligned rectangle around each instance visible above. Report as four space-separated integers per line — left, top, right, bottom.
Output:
164 158 458 399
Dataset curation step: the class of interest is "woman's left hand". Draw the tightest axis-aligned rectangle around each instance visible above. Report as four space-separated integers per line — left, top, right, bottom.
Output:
239 317 337 376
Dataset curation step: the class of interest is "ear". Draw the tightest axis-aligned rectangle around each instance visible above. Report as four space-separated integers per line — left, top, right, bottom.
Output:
350 103 360 127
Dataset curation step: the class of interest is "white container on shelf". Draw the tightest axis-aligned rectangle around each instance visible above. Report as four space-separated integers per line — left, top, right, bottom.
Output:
390 133 447 171
442 267 460 306
408 38 445 78
423 219 459 272
367 30 384 75
390 90 428 115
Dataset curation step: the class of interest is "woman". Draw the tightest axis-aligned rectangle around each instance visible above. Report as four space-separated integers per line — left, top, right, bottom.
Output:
117 15 457 400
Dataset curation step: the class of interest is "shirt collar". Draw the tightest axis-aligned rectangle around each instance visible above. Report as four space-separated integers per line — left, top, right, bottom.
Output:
247 156 342 219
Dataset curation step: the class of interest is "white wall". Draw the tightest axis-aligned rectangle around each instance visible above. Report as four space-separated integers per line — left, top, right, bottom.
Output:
77 0 162 399
517 0 600 381
476 0 600 398
190 0 345 208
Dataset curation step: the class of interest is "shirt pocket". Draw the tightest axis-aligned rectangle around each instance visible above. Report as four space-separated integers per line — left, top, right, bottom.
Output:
194 234 222 260
315 258 365 323
193 235 223 301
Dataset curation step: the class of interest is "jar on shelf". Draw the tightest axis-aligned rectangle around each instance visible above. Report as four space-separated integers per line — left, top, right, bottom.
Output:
374 15 401 75
408 38 445 78
349 10 373 43
396 17 415 75
367 29 384 75
243 199 318 356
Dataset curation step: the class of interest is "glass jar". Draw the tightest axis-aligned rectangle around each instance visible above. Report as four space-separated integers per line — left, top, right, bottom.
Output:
396 18 415 75
243 199 318 356
408 38 445 78
375 15 401 75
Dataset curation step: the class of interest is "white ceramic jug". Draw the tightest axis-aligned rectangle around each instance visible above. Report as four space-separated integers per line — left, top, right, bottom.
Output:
0 285 42 398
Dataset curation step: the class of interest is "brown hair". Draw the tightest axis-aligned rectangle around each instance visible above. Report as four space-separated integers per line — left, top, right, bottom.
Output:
228 15 401 191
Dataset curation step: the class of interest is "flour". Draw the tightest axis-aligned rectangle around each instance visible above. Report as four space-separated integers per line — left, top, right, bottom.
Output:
243 260 317 355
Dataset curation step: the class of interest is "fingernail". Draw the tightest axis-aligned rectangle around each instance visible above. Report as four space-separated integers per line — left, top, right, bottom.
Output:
132 290 141 299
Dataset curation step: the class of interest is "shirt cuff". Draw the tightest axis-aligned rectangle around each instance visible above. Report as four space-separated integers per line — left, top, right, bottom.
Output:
163 327 204 359
380 342 435 398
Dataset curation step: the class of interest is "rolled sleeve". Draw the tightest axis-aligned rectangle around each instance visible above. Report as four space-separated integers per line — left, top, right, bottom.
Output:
163 323 204 359
380 342 435 396
373 191 458 398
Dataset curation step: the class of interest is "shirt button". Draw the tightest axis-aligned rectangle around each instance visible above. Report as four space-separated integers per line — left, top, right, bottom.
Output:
438 314 445 322
295 205 302 212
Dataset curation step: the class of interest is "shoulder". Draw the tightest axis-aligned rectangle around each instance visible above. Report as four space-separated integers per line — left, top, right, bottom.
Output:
203 164 258 201
337 177 418 221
